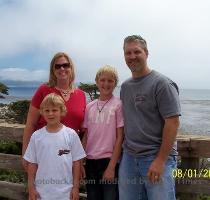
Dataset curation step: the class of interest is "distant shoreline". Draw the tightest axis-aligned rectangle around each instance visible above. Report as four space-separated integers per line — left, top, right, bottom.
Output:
0 94 31 105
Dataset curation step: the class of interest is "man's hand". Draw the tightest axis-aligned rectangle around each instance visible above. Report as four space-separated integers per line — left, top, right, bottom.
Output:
147 157 165 184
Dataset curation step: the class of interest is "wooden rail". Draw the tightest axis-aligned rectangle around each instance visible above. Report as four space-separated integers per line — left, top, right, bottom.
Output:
0 123 210 200
176 134 210 200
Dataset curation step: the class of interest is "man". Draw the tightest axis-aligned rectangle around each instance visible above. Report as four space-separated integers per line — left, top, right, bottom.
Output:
119 35 181 200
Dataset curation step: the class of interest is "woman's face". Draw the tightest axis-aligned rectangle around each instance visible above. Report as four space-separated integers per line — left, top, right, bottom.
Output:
53 56 72 83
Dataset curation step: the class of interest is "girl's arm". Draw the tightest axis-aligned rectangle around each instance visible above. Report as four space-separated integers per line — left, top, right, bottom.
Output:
28 163 40 200
81 129 87 179
71 160 81 200
22 105 40 170
81 128 87 149
103 127 124 180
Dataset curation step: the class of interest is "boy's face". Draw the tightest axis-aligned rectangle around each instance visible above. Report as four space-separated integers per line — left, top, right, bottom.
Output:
41 104 62 125
96 73 116 97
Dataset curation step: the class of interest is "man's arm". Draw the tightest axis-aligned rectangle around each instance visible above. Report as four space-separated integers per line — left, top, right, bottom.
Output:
147 116 179 183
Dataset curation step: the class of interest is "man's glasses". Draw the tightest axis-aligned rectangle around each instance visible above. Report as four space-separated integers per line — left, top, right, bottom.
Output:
54 63 71 70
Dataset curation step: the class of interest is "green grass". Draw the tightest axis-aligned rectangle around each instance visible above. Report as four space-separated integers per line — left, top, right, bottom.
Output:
0 140 22 155
199 195 210 200
0 169 26 183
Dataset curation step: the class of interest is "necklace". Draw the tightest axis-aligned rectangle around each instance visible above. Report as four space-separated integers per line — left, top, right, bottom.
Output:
97 96 112 113
56 87 71 97
61 90 70 97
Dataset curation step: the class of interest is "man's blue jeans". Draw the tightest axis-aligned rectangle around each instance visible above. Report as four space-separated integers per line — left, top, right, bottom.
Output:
118 152 176 200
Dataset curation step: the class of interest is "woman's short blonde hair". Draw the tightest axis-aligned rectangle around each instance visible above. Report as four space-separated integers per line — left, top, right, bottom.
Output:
40 93 67 116
48 52 75 89
95 65 119 87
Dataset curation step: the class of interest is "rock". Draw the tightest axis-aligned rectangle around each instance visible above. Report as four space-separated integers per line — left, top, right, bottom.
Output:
0 95 5 99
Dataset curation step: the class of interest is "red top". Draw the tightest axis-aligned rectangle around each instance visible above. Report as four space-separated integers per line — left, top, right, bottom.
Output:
31 84 86 133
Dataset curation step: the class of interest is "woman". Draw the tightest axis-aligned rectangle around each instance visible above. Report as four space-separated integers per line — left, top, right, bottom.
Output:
22 52 86 169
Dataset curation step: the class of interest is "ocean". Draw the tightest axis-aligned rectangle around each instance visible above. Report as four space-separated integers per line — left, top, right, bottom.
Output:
1 86 210 135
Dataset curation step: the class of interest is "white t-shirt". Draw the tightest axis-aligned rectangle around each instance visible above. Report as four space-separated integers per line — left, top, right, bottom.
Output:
23 125 86 200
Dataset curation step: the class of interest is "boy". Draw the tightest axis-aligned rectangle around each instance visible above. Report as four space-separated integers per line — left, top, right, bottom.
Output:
23 93 86 200
82 65 124 200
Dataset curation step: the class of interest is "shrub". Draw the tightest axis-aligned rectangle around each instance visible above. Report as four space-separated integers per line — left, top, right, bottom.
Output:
6 100 30 124
0 140 22 155
0 82 9 95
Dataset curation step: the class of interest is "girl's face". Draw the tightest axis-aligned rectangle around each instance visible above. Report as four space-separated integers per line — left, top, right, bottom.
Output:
96 73 116 98
42 105 62 126
53 56 72 82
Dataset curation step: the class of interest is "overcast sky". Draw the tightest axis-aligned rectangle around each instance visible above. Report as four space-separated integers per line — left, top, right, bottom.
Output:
0 0 210 89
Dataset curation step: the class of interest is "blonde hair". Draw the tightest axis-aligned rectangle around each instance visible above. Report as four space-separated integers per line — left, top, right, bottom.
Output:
40 93 67 116
48 52 75 89
95 65 119 86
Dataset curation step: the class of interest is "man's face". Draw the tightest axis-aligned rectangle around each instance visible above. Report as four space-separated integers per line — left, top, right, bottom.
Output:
124 41 148 73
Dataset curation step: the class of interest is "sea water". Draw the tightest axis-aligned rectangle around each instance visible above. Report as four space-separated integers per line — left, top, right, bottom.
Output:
1 85 210 135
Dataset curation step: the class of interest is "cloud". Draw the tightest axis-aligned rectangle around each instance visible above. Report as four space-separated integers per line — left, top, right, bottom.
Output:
0 68 48 81
0 0 210 88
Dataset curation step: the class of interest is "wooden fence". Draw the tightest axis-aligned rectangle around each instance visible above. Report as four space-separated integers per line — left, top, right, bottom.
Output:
0 123 210 200
176 134 210 200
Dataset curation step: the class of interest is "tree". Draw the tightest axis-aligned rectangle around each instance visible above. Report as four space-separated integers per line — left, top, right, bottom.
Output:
7 100 30 124
78 82 99 101
0 82 9 98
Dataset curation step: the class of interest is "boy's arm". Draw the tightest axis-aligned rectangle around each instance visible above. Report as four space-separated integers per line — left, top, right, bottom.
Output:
28 162 40 200
71 160 81 200
103 127 124 180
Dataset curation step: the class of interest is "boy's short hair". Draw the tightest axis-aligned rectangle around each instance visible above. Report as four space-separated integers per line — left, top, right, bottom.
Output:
40 93 67 116
95 65 119 86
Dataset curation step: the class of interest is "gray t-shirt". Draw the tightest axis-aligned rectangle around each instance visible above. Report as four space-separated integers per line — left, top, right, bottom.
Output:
120 70 181 156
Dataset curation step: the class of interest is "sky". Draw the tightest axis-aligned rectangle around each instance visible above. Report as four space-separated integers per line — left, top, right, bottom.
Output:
0 0 210 89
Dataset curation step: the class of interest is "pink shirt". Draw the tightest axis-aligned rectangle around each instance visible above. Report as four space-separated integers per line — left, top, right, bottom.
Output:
83 96 124 159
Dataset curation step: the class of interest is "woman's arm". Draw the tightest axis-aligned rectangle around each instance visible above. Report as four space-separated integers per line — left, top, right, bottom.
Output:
22 105 40 170
103 127 124 180
22 105 40 154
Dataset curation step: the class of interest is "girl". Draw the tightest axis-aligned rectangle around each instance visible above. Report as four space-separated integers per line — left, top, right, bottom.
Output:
82 65 124 200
